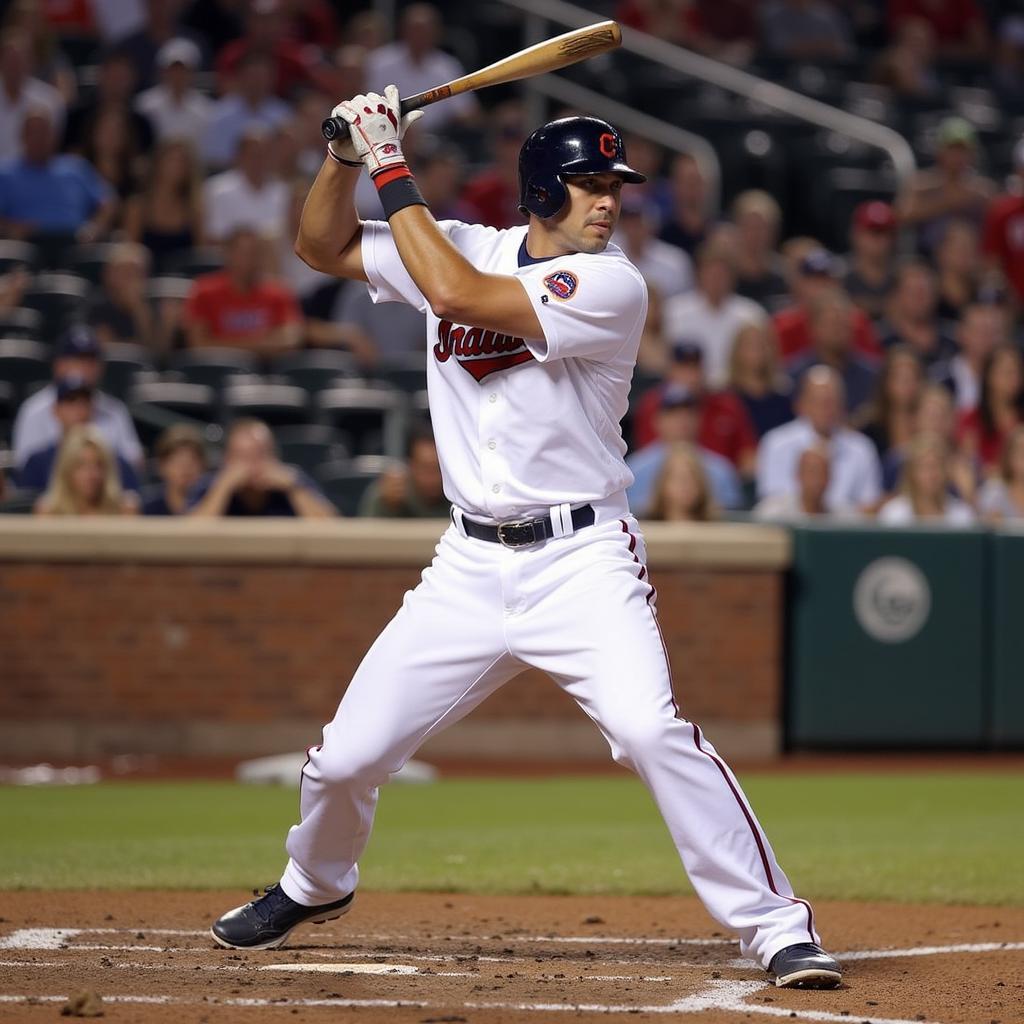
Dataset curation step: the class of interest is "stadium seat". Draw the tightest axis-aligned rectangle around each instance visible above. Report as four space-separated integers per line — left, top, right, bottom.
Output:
268 349 360 394
63 243 122 285
0 489 38 514
0 240 39 274
223 382 310 427
129 381 217 447
0 338 51 404
163 247 225 278
314 459 382 516
274 424 351 476
101 342 156 402
147 276 193 303
168 348 262 398
317 385 405 456
0 307 42 339
375 352 429 394
0 379 13 436
20 273 90 341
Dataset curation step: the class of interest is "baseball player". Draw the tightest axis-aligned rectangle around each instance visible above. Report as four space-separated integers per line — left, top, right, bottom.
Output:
211 87 842 990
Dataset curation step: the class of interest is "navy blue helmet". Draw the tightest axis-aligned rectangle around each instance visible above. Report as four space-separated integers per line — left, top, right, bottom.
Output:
517 116 646 219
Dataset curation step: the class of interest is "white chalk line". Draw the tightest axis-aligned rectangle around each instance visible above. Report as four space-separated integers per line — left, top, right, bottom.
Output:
0 981 942 1023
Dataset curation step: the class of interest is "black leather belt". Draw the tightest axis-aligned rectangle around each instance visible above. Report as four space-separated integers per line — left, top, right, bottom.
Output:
458 504 596 548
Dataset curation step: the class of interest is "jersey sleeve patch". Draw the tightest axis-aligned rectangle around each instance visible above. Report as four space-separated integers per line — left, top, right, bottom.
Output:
543 269 578 301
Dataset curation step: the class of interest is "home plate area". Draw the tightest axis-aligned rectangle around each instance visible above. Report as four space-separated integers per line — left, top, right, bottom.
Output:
0 893 1021 1024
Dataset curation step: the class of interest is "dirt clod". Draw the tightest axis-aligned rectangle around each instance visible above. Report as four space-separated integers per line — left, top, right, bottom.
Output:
60 991 104 1017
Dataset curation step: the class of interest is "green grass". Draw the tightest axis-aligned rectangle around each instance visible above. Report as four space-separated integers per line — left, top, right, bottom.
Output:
3 773 1022 904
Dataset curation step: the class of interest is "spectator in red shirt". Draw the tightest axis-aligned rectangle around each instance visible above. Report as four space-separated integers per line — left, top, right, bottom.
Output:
184 226 302 356
632 341 757 476
460 101 526 230
957 343 1024 474
887 0 988 60
982 137 1024 305
216 0 317 99
773 248 882 364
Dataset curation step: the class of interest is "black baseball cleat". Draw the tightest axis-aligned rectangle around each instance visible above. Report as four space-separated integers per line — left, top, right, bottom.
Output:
767 942 842 988
210 883 355 950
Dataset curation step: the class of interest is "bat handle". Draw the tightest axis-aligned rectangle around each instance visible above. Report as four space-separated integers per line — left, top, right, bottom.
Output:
320 96 421 142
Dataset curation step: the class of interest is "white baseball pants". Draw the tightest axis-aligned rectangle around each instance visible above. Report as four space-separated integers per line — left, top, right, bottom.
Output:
280 515 819 967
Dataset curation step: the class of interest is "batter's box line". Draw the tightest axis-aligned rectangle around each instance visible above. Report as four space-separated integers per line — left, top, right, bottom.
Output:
0 981 946 1024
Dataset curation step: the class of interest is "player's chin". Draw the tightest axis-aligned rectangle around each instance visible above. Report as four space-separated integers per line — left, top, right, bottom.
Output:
579 233 610 254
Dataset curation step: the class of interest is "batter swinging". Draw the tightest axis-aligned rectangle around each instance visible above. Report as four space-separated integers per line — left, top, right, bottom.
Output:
211 86 842 990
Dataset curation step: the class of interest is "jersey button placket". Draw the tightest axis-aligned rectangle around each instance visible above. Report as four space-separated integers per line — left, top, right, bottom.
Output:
480 385 506 516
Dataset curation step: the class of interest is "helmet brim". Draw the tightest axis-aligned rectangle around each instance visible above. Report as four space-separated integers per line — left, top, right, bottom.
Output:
560 161 647 184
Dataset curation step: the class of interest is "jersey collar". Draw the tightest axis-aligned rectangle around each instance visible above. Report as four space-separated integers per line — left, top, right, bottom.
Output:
517 236 562 268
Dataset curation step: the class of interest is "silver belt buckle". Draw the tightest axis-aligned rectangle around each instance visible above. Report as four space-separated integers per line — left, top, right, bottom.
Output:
496 519 539 548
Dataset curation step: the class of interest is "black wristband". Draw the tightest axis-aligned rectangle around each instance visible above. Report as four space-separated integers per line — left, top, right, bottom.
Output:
326 145 362 168
377 173 428 219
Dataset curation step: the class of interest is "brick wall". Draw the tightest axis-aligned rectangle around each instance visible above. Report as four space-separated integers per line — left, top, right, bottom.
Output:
0 519 788 760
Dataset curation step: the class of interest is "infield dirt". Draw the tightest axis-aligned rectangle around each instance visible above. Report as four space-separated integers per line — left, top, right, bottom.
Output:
1 891 1021 1023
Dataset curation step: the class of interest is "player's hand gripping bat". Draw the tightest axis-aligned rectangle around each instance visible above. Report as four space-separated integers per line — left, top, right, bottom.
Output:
320 21 622 143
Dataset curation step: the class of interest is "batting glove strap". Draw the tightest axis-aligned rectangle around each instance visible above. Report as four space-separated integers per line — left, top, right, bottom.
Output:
326 145 362 168
373 164 427 219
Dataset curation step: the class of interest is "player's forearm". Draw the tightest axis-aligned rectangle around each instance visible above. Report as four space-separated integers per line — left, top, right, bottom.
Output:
387 204 483 320
295 159 362 271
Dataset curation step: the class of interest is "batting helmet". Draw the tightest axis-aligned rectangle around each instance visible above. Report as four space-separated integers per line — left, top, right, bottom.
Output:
517 116 646 219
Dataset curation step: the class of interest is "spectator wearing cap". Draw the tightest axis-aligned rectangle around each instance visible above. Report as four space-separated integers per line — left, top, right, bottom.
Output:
203 125 289 243
757 366 882 512
842 201 899 321
615 192 694 302
877 260 957 368
188 419 336 518
772 247 881 363
730 190 788 309
754 444 854 521
144 424 208 515
887 0 988 61
662 241 766 388
202 51 292 170
631 341 757 476
16 375 140 494
0 105 116 245
759 0 853 61
0 28 65 161
115 0 206 91
34 424 139 517
659 153 712 257
12 325 143 471
727 320 794 438
460 101 528 229
788 288 878 418
134 38 213 144
184 226 302 356
931 300 1010 413
627 384 743 514
896 117 996 259
365 4 479 130
86 242 155 349
359 424 450 518
982 137 1024 305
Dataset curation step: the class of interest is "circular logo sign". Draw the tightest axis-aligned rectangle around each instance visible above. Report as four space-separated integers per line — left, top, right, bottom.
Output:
852 557 931 643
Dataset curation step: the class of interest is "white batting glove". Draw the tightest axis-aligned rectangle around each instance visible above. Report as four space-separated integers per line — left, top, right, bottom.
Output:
335 85 423 177
327 102 361 165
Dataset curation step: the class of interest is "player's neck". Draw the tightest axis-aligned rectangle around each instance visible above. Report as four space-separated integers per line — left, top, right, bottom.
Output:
524 223 578 260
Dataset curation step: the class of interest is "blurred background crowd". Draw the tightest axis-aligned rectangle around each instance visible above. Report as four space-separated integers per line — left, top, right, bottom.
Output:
2 0 1024 526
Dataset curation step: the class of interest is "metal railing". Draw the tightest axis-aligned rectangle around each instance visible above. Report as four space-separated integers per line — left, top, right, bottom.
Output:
506 0 917 187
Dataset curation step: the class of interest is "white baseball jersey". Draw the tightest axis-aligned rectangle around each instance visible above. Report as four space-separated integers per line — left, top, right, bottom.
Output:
361 220 648 521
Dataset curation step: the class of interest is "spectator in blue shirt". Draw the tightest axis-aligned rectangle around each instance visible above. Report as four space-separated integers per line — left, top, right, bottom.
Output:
16 375 140 494
0 106 116 243
188 418 336 518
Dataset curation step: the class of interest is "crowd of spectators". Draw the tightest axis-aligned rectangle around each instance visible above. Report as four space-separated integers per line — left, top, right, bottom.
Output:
1 0 1024 530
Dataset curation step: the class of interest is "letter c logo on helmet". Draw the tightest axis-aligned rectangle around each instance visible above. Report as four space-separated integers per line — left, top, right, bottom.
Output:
517 116 647 219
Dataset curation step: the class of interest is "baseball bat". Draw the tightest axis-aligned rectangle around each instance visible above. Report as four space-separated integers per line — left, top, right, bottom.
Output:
321 20 621 142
